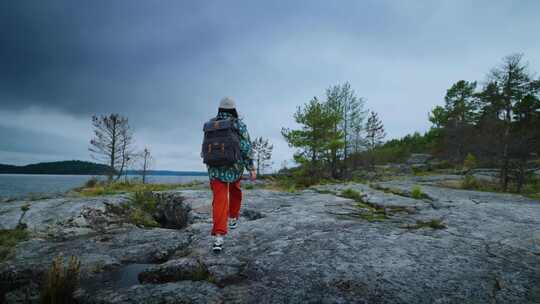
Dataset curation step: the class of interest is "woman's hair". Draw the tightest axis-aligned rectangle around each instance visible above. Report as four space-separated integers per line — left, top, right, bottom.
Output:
218 107 238 118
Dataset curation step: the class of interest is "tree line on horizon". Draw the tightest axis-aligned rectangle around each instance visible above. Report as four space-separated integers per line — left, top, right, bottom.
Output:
427 53 540 191
282 53 540 193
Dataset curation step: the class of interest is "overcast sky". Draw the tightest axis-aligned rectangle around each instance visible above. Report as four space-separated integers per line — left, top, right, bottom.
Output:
1 1 539 171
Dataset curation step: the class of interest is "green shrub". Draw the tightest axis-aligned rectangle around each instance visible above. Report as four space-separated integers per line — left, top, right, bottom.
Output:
463 153 478 171
410 186 424 199
244 184 255 190
84 177 99 188
40 255 81 304
461 175 480 190
129 208 159 227
130 191 158 213
126 191 160 227
523 177 540 200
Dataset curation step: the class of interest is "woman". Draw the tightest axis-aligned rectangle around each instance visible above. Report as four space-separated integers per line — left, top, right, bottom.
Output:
204 97 256 253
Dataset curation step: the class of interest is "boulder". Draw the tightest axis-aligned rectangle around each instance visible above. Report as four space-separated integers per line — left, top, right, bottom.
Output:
470 168 500 183
153 193 192 229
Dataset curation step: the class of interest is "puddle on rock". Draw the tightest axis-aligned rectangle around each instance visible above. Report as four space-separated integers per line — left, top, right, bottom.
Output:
81 263 153 292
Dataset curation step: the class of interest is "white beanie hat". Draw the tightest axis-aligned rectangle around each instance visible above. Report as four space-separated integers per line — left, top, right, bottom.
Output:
219 97 236 109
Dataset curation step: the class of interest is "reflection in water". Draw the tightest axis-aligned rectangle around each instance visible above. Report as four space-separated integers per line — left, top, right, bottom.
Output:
81 263 153 292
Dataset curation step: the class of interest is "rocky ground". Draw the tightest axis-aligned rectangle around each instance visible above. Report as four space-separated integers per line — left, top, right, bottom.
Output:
1 175 539 303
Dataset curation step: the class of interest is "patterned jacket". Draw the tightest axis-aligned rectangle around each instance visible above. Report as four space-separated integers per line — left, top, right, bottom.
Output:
207 112 254 182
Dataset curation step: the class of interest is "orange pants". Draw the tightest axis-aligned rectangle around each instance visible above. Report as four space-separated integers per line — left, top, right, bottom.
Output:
210 178 242 235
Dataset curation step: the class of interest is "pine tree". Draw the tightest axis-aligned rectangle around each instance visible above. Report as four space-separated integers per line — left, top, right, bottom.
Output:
282 98 331 171
482 54 540 190
282 97 340 180
364 111 386 168
325 82 366 176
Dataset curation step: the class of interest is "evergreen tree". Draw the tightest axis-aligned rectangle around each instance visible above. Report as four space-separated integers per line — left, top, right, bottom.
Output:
281 97 337 179
482 54 540 190
364 111 386 167
444 80 479 124
325 82 366 176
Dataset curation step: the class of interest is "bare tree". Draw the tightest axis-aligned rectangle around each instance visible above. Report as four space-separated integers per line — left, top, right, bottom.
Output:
139 147 154 184
252 137 273 175
89 114 134 181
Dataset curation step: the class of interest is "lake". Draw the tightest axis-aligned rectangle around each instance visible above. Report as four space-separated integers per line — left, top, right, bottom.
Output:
0 174 208 200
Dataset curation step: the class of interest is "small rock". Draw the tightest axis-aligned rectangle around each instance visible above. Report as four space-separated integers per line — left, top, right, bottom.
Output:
241 209 265 221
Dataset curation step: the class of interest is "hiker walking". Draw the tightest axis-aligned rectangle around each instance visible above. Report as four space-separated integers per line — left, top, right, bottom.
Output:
201 97 256 252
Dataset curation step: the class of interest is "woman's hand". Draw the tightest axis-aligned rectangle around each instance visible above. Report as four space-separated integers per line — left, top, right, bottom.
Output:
250 169 257 181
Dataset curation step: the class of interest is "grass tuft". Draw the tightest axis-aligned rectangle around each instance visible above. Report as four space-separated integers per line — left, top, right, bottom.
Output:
0 228 29 262
461 175 480 190
75 180 204 197
263 176 300 193
338 188 389 221
340 188 366 202
410 185 424 199
40 255 81 304
105 190 162 228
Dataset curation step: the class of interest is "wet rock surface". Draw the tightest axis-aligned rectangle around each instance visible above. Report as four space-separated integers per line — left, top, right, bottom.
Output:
1 175 540 303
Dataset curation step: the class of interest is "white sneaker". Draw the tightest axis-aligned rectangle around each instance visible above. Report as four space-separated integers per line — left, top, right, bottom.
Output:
212 235 224 253
229 218 238 229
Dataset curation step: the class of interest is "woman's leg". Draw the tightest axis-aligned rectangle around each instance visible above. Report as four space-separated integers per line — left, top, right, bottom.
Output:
229 179 242 219
211 179 229 235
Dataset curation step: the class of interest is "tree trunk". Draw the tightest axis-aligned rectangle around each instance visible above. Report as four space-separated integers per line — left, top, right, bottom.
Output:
109 120 117 182
501 106 511 192
142 154 148 184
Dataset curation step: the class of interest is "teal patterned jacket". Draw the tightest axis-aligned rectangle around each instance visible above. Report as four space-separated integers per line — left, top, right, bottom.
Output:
207 112 254 183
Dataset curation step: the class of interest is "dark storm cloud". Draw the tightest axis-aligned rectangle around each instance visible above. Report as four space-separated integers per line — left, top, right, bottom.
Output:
1 1 540 170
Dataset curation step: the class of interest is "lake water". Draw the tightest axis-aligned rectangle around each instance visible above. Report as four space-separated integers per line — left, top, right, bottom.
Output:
0 174 208 199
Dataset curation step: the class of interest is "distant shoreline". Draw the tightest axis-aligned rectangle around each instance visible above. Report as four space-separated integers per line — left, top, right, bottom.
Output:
0 172 207 176
0 160 206 176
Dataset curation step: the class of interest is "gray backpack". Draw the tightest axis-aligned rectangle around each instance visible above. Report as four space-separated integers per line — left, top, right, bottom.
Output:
201 118 242 166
